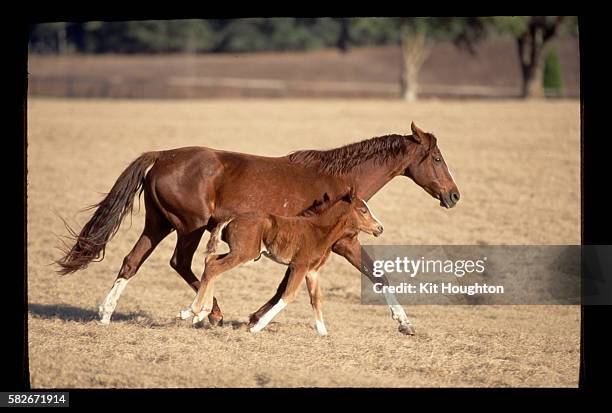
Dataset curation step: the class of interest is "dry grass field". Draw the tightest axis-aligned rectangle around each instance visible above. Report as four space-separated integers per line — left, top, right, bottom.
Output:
27 98 581 388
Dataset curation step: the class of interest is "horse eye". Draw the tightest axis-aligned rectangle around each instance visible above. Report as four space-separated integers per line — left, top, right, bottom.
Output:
434 156 442 163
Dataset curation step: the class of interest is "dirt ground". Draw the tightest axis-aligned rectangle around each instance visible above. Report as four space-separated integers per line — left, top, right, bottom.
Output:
27 98 581 388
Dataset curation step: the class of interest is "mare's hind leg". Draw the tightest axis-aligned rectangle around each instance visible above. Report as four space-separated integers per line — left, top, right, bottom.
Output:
170 228 224 326
249 265 308 333
248 267 290 328
99 197 172 325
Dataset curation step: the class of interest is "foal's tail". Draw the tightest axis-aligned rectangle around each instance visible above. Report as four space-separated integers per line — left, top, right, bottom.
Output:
206 219 233 255
56 151 160 275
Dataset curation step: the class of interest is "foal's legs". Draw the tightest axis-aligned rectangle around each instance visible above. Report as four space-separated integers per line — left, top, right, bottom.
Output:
188 250 258 323
249 265 308 333
99 202 171 325
305 271 327 336
170 228 224 325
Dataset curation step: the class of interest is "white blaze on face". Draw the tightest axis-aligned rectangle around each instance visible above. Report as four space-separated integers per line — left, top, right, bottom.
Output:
447 167 457 187
99 278 130 325
250 298 287 333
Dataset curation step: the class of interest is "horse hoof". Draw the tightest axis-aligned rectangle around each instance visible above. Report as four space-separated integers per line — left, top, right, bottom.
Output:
208 313 224 327
177 307 193 320
247 314 259 328
398 323 416 335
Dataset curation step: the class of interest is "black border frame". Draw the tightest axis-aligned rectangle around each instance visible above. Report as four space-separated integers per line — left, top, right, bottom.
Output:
5 10 608 404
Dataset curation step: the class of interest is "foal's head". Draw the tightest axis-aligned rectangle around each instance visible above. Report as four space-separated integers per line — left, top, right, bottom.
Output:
404 122 460 209
338 188 384 237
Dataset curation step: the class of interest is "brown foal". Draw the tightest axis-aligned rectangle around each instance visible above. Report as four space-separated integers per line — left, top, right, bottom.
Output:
179 189 383 335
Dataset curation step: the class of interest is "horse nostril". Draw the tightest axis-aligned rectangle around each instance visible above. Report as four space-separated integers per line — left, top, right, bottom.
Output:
451 192 460 203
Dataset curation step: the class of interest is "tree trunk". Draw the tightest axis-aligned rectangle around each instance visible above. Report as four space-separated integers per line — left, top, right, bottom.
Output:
57 24 67 55
517 17 564 99
400 59 419 101
337 18 350 53
523 59 544 98
399 23 431 102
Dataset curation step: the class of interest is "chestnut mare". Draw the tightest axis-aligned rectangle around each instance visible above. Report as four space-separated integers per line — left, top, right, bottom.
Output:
179 189 383 335
57 122 459 335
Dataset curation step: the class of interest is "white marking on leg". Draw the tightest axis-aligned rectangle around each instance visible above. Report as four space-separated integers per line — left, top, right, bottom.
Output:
315 319 328 336
383 291 410 323
189 279 215 324
193 311 208 324
384 291 415 334
307 270 327 335
249 298 287 333
98 278 129 325
191 300 213 324
177 306 193 320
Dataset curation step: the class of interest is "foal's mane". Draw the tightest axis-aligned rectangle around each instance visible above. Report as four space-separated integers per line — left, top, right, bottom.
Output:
297 190 357 218
288 134 411 175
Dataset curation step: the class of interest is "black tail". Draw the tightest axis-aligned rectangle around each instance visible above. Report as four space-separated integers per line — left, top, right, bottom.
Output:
56 152 159 275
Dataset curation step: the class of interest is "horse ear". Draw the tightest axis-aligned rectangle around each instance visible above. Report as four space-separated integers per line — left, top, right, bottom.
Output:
341 187 354 203
348 186 356 202
410 121 425 144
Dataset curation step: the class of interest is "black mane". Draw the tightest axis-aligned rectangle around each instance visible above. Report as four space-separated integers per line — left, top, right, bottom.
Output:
297 193 331 217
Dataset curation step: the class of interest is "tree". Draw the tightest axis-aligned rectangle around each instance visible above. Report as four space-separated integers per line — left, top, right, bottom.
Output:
335 18 350 53
399 18 431 101
398 17 486 101
490 16 570 98
29 22 70 54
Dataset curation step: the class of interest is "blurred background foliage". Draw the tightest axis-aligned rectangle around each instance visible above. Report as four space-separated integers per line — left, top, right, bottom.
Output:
28 17 578 99
27 17 577 55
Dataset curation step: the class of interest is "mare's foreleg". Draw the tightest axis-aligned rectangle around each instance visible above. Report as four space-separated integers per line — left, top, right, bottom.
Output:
332 235 415 335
